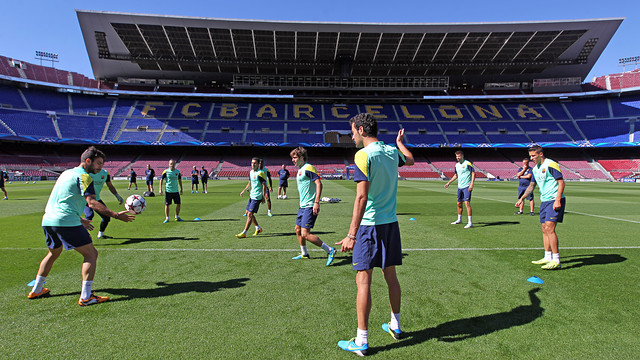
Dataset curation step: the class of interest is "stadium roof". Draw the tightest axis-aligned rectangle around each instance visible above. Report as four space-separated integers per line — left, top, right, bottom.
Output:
77 10 622 90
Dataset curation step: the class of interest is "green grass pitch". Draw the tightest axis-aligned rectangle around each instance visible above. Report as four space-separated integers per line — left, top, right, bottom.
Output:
1 179 639 359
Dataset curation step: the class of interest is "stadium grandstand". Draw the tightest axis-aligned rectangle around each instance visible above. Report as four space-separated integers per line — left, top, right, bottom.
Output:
1 11 639 182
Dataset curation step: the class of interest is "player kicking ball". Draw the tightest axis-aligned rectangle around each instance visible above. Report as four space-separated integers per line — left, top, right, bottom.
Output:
28 147 135 306
289 147 336 265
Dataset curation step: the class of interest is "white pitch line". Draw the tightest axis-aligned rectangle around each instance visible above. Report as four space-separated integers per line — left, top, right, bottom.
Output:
3 246 640 252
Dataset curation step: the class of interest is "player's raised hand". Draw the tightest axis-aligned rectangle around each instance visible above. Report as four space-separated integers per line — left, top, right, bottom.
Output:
81 218 94 231
396 128 406 143
115 210 135 222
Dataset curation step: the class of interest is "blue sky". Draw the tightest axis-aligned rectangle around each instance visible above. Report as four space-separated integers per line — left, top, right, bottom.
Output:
1 0 638 81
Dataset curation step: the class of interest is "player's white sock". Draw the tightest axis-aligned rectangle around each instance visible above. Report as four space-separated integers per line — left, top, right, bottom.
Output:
32 275 46 294
544 251 552 261
355 328 368 346
98 231 104 237
81 280 93 300
165 217 169 221
467 216 472 224
241 230 247 235
268 210 272 214
255 225 260 230
321 242 332 254
390 312 401 331
552 253 560 264
300 245 308 256
457 215 462 222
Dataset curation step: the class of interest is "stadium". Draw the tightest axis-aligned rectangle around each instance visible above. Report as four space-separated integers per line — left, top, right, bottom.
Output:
1 9 640 359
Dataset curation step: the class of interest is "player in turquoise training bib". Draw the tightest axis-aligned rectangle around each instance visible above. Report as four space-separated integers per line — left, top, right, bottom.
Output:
289 146 336 265
444 150 476 228
29 147 134 306
83 169 124 239
159 159 184 223
336 113 414 355
259 159 273 216
517 145 566 270
236 157 267 238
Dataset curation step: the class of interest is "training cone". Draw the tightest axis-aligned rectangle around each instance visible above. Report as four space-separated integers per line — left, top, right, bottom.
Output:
194 217 201 221
526 276 544 284
409 218 416 221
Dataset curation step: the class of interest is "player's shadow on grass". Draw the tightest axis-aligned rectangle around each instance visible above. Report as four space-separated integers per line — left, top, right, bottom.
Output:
257 230 336 238
100 236 199 245
188 218 240 222
474 221 519 227
100 278 250 302
264 213 298 217
560 254 626 270
369 288 543 355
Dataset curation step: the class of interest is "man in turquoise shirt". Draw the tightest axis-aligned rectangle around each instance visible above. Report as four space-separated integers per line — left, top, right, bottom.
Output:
336 113 414 356
29 147 134 306
236 157 267 238
444 150 476 228
84 169 124 239
159 159 184 223
289 146 336 265
517 145 566 270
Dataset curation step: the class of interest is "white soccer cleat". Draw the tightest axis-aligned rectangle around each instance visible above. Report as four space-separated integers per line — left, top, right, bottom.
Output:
451 220 461 225
464 223 473 229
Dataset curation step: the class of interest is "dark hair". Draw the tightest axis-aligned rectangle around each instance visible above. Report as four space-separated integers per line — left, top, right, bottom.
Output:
251 157 260 163
455 150 464 156
349 113 378 137
523 158 530 162
81 146 105 163
528 145 543 154
290 146 308 162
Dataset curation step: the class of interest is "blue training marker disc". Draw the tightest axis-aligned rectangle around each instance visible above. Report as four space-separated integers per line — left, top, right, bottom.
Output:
526 276 544 284
409 218 416 221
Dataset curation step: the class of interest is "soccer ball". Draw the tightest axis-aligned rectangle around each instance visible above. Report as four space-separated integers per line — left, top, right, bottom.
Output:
125 194 147 214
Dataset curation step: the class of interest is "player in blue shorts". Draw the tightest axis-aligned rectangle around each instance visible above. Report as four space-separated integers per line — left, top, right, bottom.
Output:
127 168 137 190
200 166 209 194
159 159 184 223
515 158 535 215
277 164 290 199
236 157 267 238
145 164 155 193
289 147 336 265
0 168 8 200
444 150 475 228
258 159 273 216
84 168 124 239
517 145 566 270
28 147 134 306
336 113 414 356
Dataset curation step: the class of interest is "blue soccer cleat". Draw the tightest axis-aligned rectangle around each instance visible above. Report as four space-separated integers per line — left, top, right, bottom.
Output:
163 219 169 224
326 247 337 266
382 323 403 340
175 217 184 222
291 254 310 260
337 338 367 357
